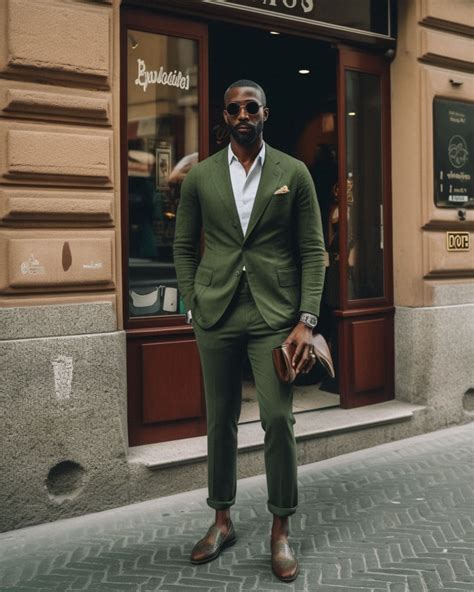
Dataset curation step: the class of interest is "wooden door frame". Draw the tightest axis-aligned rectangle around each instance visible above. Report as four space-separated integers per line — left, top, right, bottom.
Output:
119 8 396 439
335 45 395 408
336 46 394 312
120 8 209 333
120 8 209 445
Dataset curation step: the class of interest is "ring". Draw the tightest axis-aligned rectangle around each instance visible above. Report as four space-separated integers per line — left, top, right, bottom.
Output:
309 351 316 359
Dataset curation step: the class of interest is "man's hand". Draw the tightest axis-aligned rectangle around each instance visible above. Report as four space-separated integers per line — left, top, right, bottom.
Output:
283 323 316 375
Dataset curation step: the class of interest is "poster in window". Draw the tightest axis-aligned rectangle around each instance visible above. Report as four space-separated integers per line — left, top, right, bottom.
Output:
433 98 473 208
156 144 172 189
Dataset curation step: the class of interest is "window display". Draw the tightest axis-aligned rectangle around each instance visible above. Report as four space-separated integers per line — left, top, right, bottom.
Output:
127 29 199 317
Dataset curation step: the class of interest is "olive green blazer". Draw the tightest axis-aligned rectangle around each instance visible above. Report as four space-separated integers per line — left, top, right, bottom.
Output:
173 144 325 330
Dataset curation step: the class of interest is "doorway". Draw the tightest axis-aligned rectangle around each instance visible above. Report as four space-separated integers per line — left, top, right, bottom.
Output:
208 23 341 421
122 6 394 446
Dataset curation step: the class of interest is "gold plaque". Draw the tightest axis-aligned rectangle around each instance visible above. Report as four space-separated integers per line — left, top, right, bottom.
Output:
446 232 470 251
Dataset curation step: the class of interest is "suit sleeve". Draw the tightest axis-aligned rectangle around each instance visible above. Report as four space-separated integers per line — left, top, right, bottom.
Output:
173 167 202 312
295 162 326 316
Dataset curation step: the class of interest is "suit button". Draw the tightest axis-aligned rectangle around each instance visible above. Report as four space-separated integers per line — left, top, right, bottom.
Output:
235 270 241 277
233 221 238 228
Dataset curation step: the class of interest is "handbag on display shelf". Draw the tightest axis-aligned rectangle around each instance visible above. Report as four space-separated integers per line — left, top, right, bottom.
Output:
272 333 335 385
129 286 163 316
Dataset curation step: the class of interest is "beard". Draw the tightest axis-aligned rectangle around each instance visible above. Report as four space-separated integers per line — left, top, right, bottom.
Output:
228 120 263 145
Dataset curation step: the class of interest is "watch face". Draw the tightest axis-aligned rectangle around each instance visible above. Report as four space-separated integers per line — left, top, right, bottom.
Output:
301 313 317 327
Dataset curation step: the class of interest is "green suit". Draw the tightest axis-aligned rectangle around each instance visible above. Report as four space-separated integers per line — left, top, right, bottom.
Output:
173 144 325 516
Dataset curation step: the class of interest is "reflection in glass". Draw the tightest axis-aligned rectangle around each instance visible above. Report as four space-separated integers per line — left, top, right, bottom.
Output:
127 29 199 318
345 70 384 300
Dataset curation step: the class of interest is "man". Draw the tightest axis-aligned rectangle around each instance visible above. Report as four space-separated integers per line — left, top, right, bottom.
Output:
173 80 325 582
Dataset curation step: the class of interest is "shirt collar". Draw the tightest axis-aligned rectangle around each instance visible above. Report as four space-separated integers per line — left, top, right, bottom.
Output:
228 142 266 166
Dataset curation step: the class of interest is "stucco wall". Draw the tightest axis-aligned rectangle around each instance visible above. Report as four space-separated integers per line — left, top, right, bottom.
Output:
391 0 474 419
0 0 122 314
391 0 474 308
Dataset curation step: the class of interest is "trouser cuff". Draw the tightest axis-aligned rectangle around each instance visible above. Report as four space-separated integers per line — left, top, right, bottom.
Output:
267 502 297 517
207 497 235 511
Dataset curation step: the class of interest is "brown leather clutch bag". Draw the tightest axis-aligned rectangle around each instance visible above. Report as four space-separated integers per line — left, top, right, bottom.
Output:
272 333 335 384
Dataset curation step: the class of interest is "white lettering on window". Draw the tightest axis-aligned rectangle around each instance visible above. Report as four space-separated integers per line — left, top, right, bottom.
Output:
134 59 190 93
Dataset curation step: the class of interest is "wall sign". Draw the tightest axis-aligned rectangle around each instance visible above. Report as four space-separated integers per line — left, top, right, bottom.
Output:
434 98 473 208
203 0 392 38
446 232 470 252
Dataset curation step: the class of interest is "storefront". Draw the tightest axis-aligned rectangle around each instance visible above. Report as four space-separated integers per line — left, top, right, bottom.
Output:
121 0 398 445
1 0 472 532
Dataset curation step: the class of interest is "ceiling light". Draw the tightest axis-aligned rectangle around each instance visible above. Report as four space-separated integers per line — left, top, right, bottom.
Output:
298 69 310 75
270 31 280 35
348 111 356 116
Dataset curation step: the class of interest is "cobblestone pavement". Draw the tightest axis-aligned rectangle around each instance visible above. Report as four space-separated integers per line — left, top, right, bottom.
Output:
1 424 473 592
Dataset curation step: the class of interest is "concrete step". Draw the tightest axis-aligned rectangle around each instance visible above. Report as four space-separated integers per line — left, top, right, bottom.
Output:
128 400 426 470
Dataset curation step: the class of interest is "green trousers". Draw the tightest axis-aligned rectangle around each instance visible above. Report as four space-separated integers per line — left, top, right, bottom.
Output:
193 274 298 517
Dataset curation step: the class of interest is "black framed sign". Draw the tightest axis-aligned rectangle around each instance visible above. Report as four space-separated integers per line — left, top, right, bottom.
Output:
433 97 473 209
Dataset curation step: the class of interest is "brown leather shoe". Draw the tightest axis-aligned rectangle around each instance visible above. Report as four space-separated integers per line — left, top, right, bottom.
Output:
271 539 299 582
190 521 236 564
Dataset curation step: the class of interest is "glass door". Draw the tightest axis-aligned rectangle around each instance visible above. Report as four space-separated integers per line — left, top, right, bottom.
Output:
121 9 208 445
336 47 394 408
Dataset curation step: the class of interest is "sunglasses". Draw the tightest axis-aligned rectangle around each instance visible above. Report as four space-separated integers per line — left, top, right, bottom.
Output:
225 101 264 116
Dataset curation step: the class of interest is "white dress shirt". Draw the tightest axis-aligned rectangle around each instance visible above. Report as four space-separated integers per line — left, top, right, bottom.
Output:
228 142 266 237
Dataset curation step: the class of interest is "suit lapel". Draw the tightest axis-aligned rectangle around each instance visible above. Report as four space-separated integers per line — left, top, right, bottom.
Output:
210 148 244 242
244 145 282 243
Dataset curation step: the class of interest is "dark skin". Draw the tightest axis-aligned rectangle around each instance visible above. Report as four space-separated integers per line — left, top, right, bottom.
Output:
214 86 317 544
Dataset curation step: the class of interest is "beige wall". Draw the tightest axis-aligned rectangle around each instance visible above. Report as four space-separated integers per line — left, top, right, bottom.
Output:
0 0 122 324
391 0 474 307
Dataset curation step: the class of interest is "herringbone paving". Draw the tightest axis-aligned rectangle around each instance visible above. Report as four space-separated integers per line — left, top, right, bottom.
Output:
0 424 473 592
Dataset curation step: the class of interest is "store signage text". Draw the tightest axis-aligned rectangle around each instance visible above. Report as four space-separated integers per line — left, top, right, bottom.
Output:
204 0 391 37
258 0 313 12
134 59 190 93
210 0 315 18
446 232 470 252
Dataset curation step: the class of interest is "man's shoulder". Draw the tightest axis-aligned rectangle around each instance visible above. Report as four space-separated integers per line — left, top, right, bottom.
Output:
266 145 306 171
189 147 227 175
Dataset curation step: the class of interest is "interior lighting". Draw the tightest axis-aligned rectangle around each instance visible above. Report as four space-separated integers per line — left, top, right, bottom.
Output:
298 69 310 74
348 111 356 116
269 31 280 35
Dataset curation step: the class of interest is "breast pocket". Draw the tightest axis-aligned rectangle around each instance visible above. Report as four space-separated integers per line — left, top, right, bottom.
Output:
272 190 292 199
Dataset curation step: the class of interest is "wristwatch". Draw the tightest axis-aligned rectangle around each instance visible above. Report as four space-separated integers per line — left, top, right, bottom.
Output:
299 312 318 329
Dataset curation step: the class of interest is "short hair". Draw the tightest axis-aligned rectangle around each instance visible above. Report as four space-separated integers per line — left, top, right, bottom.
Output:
224 79 266 106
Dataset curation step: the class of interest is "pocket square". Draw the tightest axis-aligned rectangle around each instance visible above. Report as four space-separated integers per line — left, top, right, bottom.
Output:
274 185 290 195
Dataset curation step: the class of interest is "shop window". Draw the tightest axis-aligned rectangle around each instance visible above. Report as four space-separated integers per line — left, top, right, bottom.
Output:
126 29 199 318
